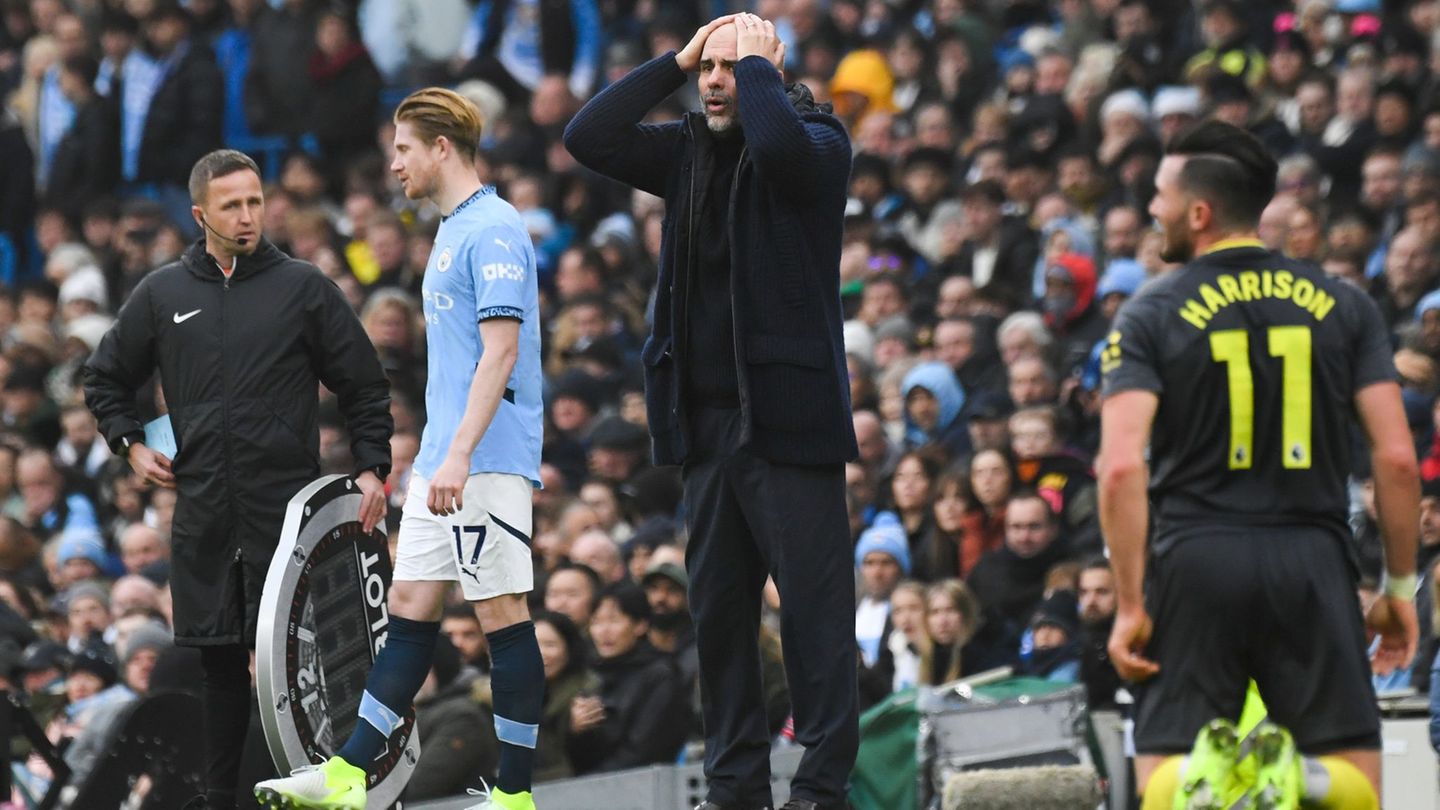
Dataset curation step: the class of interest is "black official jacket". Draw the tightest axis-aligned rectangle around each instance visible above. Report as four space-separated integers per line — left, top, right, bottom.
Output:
83 239 392 645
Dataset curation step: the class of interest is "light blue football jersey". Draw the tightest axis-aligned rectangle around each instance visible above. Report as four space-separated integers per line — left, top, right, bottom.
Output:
414 186 542 486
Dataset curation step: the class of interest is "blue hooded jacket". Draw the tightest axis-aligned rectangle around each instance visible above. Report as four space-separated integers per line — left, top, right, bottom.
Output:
902 362 967 453
1032 217 1097 300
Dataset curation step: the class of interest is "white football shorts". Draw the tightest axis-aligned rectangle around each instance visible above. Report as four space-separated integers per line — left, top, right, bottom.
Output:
392 472 534 601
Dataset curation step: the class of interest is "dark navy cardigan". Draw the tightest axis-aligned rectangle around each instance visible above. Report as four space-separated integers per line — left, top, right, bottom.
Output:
564 51 859 467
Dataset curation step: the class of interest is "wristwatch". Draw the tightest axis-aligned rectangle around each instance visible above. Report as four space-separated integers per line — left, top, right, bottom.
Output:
115 430 145 455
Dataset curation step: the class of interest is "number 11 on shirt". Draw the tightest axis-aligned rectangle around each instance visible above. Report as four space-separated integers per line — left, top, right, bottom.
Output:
1209 326 1313 470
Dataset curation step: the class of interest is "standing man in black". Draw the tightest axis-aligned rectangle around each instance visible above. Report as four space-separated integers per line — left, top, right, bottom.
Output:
564 14 857 810
1099 121 1418 808
83 149 393 810
1075 557 1120 712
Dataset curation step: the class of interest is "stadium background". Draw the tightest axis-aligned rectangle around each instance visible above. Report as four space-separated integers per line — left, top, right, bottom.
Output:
0 0 1439 805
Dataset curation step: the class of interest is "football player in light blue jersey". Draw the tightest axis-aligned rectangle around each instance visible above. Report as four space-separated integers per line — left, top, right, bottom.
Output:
257 88 543 810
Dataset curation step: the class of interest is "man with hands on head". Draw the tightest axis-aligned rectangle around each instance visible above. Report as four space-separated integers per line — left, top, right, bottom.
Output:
83 149 393 810
566 14 858 810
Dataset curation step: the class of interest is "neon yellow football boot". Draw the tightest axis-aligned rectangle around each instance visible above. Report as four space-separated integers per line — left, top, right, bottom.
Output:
253 756 366 809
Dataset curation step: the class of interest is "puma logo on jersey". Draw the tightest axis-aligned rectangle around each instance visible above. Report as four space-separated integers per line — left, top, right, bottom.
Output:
173 309 201 324
493 237 517 255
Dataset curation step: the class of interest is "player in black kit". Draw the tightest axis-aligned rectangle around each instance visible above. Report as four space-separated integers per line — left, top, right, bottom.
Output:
1097 121 1419 809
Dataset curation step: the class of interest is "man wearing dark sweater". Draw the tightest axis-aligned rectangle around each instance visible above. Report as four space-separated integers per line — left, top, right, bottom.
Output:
564 13 858 810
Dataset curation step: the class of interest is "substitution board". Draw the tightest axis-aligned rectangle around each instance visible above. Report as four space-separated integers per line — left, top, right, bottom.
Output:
257 474 419 808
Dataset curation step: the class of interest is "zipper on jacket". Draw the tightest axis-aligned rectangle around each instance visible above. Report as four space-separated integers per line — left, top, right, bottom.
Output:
220 271 236 545
728 146 751 441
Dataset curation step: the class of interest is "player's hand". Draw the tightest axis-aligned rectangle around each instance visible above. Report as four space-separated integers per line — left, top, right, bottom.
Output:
675 14 740 72
127 443 175 489
427 454 468 517
1366 594 1419 675
354 470 387 535
1108 605 1160 682
734 14 786 72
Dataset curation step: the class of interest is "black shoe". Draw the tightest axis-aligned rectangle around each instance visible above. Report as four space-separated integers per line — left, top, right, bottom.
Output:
694 803 774 810
779 802 818 810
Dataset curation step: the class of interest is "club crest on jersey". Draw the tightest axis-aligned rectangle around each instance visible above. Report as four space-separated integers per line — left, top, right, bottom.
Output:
437 247 453 273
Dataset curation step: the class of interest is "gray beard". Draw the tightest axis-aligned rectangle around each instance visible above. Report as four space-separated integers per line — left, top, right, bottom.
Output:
704 113 739 135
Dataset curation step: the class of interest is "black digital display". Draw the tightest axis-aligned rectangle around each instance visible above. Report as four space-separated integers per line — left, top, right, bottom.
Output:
285 521 411 775
307 538 368 750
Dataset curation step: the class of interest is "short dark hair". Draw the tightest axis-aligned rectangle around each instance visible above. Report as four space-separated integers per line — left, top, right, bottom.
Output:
1297 71 1335 97
1167 120 1277 230
1006 489 1058 524
1364 145 1405 165
597 583 652 624
552 562 603 608
1079 556 1111 575
188 149 261 204
59 55 99 89
960 179 1006 206
19 279 59 304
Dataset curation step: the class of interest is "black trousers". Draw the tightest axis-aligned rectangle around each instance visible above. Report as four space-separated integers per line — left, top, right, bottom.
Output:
683 407 858 808
198 645 277 810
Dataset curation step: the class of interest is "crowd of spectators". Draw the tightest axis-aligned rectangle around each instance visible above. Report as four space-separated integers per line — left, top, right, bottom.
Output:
1 0 1440 801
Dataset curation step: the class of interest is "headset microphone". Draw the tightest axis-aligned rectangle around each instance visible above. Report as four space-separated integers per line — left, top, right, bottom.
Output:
200 214 250 247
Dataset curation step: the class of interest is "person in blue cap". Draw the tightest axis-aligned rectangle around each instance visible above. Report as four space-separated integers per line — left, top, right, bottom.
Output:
54 527 110 589
1096 258 1148 322
1413 287 1440 359
854 513 910 709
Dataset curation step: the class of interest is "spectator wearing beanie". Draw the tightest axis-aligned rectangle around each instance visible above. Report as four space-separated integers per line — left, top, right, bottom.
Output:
587 416 650 487
118 623 171 690
59 646 122 742
1151 86 1202 146
55 527 110 588
1018 590 1082 682
63 622 174 787
854 513 910 709
64 579 113 654
1413 289 1440 363
1095 258 1148 323
21 641 70 700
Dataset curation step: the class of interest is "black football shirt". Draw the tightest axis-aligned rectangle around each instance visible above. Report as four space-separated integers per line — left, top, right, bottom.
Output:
1102 241 1395 538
